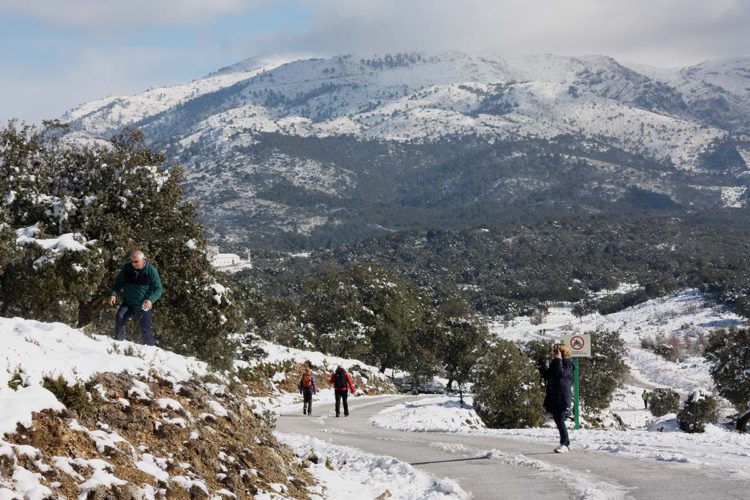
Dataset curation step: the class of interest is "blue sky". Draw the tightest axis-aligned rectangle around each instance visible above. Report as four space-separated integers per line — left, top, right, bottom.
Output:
1 0 748 125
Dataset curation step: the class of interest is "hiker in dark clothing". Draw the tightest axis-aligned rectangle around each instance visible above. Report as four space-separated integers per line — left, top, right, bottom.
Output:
298 368 317 415
538 344 574 453
329 366 356 417
109 250 163 346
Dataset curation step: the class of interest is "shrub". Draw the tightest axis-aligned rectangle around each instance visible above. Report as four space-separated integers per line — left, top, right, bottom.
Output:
649 387 680 417
704 327 750 410
577 330 629 411
0 123 242 368
42 375 98 417
677 389 718 433
473 339 545 428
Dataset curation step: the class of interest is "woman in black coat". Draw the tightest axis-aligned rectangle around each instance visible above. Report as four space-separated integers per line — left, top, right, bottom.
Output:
539 344 574 453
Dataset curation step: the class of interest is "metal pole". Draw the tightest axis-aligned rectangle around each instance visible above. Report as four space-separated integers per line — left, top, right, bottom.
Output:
573 358 581 430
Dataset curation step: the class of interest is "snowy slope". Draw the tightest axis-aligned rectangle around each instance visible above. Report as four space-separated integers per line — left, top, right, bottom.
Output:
488 289 745 393
0 317 428 499
62 56 295 137
60 52 750 247
65 52 750 171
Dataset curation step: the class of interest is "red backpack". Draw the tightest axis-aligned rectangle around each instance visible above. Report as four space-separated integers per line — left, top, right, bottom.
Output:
302 373 312 388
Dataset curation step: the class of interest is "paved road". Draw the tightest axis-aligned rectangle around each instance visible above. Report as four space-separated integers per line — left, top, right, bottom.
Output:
277 395 750 499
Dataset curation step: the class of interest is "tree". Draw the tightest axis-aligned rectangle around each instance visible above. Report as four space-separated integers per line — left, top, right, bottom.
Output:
301 270 369 359
0 122 242 368
473 339 546 428
577 330 629 411
677 389 718 433
352 263 418 373
649 388 681 417
434 297 488 401
704 327 750 411
399 310 438 394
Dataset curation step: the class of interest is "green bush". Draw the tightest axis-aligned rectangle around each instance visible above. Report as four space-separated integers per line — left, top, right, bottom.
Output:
577 330 629 411
649 387 680 417
0 123 242 368
704 327 750 410
473 339 545 428
42 375 98 417
677 389 718 433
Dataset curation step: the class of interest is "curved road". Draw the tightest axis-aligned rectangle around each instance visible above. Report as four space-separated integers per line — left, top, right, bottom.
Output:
277 395 749 499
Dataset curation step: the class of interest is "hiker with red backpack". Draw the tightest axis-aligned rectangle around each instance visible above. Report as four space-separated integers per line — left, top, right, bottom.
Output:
329 365 356 417
298 367 317 415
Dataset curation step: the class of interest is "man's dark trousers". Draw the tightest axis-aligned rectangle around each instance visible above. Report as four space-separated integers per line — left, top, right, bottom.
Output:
115 304 154 346
335 390 349 416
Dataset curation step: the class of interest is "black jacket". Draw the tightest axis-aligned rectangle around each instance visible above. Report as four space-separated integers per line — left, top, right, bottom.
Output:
540 358 574 412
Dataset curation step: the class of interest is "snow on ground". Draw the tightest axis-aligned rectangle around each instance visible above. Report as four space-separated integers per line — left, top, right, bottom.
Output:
372 397 485 433
248 340 390 377
245 340 400 415
0 316 452 498
0 316 208 437
488 289 746 393
241 339 394 415
370 395 750 480
276 433 469 500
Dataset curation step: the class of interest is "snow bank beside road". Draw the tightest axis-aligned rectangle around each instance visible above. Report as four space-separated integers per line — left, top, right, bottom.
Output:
276 433 470 500
371 396 750 478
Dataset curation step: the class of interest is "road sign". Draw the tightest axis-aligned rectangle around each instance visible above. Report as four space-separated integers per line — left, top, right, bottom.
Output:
559 333 591 357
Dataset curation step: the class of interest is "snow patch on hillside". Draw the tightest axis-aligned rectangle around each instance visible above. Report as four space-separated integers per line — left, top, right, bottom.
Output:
488 289 745 393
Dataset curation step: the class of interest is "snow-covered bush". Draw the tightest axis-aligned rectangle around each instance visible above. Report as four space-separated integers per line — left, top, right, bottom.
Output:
649 387 680 417
0 123 242 367
704 327 750 410
473 339 545 428
677 389 718 433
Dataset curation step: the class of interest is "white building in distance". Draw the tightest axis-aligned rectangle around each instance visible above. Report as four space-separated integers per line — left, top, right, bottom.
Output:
211 253 241 268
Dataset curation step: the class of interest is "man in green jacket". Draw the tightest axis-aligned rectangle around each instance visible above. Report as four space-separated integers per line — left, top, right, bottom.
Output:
109 250 163 346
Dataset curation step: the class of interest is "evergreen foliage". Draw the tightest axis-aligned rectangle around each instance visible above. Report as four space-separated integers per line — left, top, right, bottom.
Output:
473 339 546 428
352 263 421 374
434 297 489 394
235 216 750 321
704 327 750 410
577 330 629 411
0 122 241 367
649 388 681 417
677 389 718 433
301 268 369 359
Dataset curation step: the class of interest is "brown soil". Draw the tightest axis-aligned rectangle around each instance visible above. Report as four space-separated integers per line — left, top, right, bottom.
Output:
3 371 315 499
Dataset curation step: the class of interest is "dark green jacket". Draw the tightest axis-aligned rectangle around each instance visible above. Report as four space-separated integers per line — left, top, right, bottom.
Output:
111 262 163 308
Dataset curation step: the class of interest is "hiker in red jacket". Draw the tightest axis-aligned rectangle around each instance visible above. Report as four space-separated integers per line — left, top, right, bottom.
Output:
298 367 317 416
329 366 356 417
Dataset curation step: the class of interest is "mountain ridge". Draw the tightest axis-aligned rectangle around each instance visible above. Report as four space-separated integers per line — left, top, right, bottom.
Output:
60 52 750 249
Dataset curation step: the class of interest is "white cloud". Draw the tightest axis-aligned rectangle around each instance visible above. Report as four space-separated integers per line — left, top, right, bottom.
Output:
265 0 750 67
0 0 260 27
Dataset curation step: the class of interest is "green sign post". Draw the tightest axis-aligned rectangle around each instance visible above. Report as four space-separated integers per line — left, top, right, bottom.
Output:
573 358 580 429
559 333 591 430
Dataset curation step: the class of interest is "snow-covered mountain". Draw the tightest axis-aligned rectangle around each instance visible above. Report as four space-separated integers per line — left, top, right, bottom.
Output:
62 52 750 249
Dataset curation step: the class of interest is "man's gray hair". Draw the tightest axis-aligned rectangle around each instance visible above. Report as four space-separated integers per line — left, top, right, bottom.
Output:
130 250 145 260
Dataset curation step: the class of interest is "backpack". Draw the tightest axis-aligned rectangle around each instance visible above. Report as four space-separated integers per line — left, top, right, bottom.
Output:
302 373 312 388
334 369 347 389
